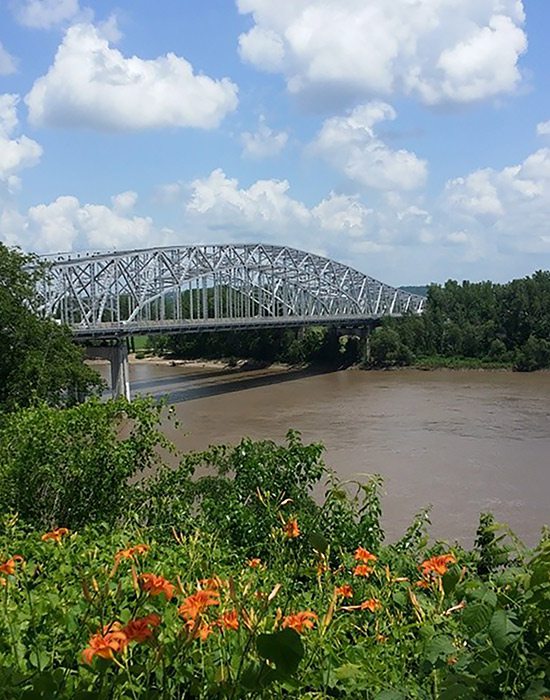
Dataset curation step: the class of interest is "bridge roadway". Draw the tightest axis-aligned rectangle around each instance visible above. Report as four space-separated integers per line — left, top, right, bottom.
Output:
37 243 426 399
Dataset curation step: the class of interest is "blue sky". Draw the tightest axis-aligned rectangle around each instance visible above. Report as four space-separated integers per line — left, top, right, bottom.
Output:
1 0 550 285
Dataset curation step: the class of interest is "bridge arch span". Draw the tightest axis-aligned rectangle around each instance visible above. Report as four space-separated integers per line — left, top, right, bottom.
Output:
38 243 425 339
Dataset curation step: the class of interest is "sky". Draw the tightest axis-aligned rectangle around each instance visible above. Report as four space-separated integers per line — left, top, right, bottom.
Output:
1 0 550 285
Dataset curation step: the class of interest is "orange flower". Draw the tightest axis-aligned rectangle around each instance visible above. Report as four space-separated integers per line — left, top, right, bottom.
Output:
115 544 150 562
81 623 128 665
178 589 220 621
353 564 374 577
123 614 161 643
218 609 239 631
283 518 300 539
41 528 69 543
185 620 214 641
282 611 318 633
139 573 175 600
354 547 377 563
247 558 262 568
420 554 457 578
335 584 354 599
0 555 24 576
414 579 430 589
360 598 381 612
198 576 226 590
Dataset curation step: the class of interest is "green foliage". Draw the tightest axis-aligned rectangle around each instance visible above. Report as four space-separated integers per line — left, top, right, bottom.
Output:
0 244 102 413
0 398 172 529
365 271 550 371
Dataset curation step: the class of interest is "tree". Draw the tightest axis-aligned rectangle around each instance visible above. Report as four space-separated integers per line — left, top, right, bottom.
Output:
0 244 102 413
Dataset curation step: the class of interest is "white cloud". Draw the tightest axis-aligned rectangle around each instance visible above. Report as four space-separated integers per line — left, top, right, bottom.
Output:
25 23 239 131
311 102 427 191
537 120 550 137
0 42 17 75
4 194 165 253
185 169 377 253
0 94 43 191
241 116 288 158
237 0 527 107
111 190 138 213
444 148 550 254
13 0 83 29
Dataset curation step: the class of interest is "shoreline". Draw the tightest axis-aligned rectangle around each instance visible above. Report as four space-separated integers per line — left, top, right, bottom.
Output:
86 354 549 374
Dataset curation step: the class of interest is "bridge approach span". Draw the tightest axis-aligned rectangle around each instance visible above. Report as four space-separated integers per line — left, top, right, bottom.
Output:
38 243 426 339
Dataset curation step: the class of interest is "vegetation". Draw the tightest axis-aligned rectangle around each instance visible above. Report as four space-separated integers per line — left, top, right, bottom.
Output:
0 244 102 413
0 398 548 698
147 271 550 372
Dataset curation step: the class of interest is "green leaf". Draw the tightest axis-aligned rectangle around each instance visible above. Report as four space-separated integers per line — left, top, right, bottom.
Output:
488 610 522 650
308 531 329 554
374 690 407 700
442 566 461 596
462 602 493 634
423 635 455 665
256 628 304 677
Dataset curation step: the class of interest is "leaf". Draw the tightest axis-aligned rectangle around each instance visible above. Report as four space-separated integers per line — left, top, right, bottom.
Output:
374 690 408 700
488 610 522 650
423 635 455 665
442 566 461 596
256 628 304 677
308 531 329 554
462 602 493 634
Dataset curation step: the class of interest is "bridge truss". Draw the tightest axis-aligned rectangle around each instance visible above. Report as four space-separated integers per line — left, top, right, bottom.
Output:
37 244 425 339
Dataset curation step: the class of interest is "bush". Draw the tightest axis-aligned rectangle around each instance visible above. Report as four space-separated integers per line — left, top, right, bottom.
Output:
0 398 171 530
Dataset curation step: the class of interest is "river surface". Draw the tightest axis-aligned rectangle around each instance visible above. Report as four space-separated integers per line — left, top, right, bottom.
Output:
97 362 550 546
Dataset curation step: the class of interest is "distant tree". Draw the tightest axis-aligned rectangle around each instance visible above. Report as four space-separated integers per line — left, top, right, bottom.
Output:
368 327 413 368
0 244 102 413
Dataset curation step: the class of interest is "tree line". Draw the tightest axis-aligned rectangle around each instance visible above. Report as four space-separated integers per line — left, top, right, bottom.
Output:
150 271 550 372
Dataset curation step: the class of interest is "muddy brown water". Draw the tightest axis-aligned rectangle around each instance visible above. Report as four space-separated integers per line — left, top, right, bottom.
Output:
96 362 550 546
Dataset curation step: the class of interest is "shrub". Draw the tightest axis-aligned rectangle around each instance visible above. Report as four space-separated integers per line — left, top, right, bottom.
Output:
0 398 171 529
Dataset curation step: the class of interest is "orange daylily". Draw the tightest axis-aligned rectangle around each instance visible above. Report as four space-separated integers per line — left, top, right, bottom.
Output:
123 614 161 643
0 555 24 576
420 554 457 577
353 564 374 577
283 518 300 539
185 619 214 641
247 558 262 568
360 598 382 612
218 609 239 631
41 528 69 543
82 623 128 665
414 579 431 589
178 589 220 621
198 576 226 590
354 547 377 564
115 544 150 562
139 573 175 600
335 584 354 599
282 611 318 633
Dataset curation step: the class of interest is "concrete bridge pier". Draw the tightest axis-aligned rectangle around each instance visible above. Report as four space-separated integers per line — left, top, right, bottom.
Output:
85 341 131 401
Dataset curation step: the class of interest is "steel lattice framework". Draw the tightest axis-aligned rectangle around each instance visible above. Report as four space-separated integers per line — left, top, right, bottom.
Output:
37 244 426 339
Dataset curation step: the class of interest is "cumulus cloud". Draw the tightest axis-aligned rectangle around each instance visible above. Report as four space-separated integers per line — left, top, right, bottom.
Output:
241 116 288 158
2 193 170 253
537 120 550 137
12 0 84 29
311 102 427 191
25 23 239 131
0 42 17 75
185 169 377 254
444 148 550 254
237 0 527 107
0 94 43 192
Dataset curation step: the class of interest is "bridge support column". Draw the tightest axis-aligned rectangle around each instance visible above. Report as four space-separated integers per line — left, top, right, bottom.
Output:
85 341 131 401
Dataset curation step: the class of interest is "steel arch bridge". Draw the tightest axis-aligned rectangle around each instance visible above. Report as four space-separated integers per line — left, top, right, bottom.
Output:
37 243 425 339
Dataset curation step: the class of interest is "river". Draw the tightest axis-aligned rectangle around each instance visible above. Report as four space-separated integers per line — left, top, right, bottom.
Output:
96 361 550 547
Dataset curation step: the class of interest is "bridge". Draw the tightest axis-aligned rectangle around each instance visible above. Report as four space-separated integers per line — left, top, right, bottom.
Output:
37 243 426 399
